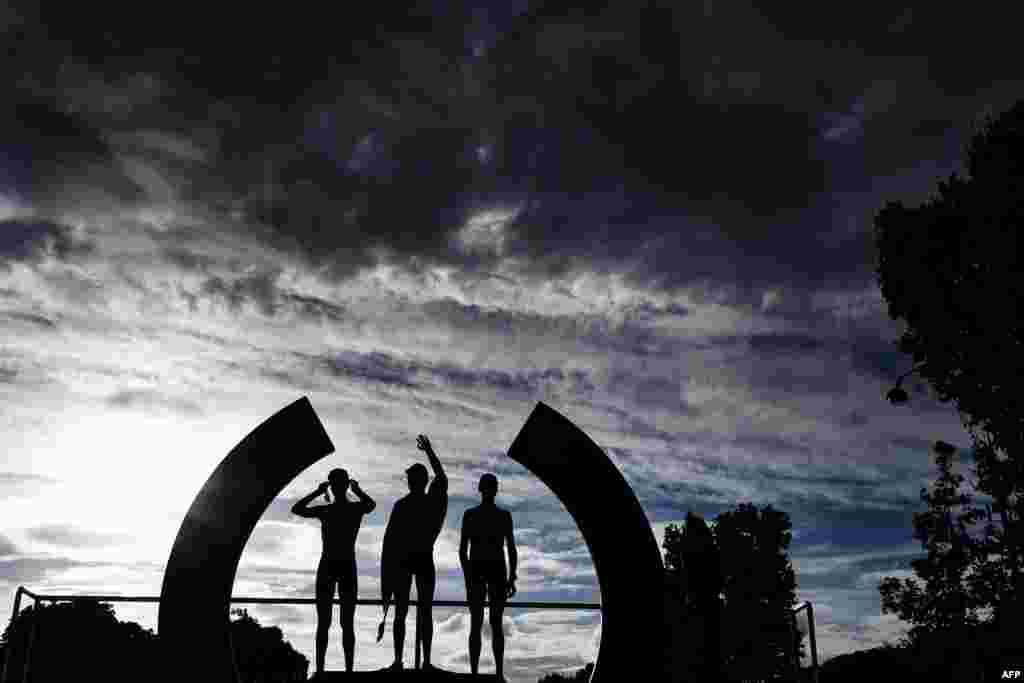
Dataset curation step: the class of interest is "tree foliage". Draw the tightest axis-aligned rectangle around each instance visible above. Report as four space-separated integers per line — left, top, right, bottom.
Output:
873 99 1024 661
877 440 1024 681
663 505 801 682
0 600 159 683
0 601 307 683
229 608 308 683
878 442 986 638
872 98 1024 540
874 99 1024 423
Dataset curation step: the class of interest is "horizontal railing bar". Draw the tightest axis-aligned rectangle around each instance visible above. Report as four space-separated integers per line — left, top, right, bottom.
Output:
17 593 600 610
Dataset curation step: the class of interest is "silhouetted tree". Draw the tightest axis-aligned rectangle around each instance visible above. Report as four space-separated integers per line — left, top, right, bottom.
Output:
229 608 308 683
877 440 1024 681
663 511 723 682
715 504 801 683
664 506 801 682
0 602 306 683
879 442 984 638
0 600 159 683
873 98 1024 615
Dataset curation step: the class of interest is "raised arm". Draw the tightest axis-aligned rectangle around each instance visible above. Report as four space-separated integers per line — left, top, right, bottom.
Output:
291 482 329 518
350 480 376 513
416 434 446 482
505 510 517 598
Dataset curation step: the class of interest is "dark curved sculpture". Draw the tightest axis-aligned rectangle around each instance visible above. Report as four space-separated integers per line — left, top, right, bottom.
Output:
507 402 666 683
158 397 335 683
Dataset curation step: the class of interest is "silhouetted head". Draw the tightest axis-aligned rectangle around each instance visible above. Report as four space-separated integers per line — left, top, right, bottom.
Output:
406 463 428 494
328 468 349 499
478 473 498 501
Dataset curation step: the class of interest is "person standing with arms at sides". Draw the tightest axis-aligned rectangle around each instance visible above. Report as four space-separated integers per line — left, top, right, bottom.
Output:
460 473 517 682
380 434 448 671
292 468 376 677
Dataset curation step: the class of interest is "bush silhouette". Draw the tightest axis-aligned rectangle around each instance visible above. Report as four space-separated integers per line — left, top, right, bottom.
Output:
0 601 307 683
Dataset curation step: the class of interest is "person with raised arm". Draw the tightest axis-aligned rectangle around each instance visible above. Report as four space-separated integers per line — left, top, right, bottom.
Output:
379 434 448 671
460 473 517 682
292 468 376 677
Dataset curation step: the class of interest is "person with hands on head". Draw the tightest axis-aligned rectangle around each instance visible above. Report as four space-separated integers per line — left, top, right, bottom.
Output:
292 468 376 677
379 434 448 672
460 472 517 682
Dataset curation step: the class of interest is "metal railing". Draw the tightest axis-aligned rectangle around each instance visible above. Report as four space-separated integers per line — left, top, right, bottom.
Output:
3 586 820 682
1 586 600 682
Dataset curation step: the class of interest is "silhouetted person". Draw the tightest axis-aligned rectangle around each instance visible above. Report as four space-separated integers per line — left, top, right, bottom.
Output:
460 473 517 681
292 468 376 676
380 434 448 671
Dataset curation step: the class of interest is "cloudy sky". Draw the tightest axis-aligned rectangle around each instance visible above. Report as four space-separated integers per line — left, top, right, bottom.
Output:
2 1 1022 679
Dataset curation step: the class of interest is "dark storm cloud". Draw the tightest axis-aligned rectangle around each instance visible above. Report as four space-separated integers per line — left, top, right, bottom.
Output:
9 1 1024 313
105 389 203 416
279 293 347 324
199 272 282 317
422 297 683 358
322 350 420 389
0 219 94 264
747 333 825 356
287 347 598 401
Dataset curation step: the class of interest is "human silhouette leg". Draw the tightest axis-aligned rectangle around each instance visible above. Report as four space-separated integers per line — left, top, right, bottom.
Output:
483 572 507 682
468 600 484 674
391 569 413 668
415 562 437 668
490 601 506 682
340 573 357 673
314 562 335 675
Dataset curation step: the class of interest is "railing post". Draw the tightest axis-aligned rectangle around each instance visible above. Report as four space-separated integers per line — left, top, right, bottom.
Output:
414 603 421 670
806 603 819 683
22 598 40 683
790 612 801 682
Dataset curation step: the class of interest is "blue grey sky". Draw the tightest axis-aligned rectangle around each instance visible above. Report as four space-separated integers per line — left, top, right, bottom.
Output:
2 1 1021 679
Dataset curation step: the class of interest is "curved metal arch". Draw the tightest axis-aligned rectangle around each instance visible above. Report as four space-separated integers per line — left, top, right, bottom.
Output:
158 397 335 682
507 402 666 683
159 398 666 682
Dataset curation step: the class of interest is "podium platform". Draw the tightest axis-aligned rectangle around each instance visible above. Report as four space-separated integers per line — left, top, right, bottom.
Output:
311 668 498 681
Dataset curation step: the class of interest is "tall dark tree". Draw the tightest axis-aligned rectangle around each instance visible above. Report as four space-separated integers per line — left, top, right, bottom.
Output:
664 506 801 682
663 511 723 682
878 442 984 639
713 503 801 683
873 99 1024 609
877 440 1024 681
0 600 160 683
